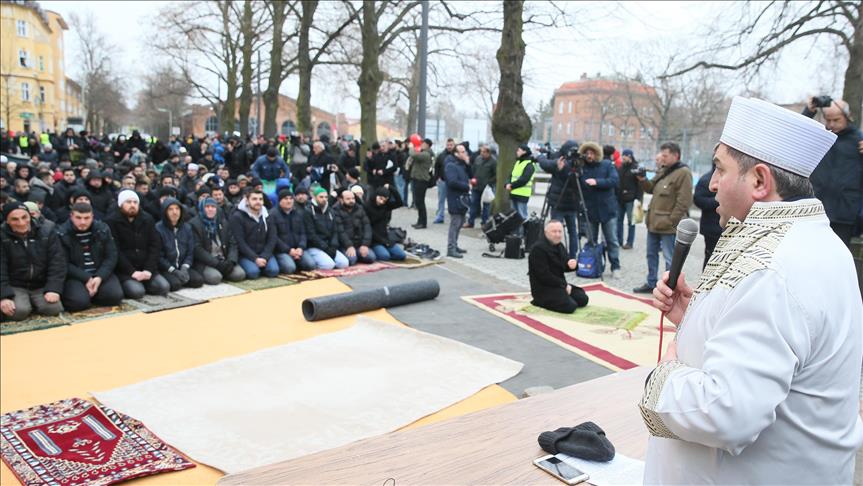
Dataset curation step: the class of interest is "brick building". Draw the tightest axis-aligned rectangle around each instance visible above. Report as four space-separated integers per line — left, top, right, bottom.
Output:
180 93 339 139
551 75 660 163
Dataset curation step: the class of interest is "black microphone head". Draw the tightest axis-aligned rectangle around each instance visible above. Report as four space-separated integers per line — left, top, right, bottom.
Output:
676 218 699 246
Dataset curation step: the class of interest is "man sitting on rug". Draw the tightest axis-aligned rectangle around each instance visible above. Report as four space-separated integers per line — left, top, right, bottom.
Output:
0 202 65 321
156 197 205 290
229 188 279 279
189 197 246 285
107 190 171 299
56 202 124 312
528 220 589 313
365 185 406 261
269 188 316 274
301 187 350 270
334 189 376 266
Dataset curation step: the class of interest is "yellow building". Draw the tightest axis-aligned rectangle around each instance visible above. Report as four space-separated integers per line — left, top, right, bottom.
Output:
0 0 73 134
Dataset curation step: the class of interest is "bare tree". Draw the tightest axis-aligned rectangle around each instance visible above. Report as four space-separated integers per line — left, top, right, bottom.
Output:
69 12 127 133
664 1 862 122
133 66 192 139
262 0 297 138
491 0 532 213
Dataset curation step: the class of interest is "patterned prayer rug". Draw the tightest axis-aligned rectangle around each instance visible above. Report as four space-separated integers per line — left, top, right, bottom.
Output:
313 261 395 278
1 398 194 485
229 276 297 291
387 256 444 269
0 302 139 336
173 283 248 301
463 283 671 371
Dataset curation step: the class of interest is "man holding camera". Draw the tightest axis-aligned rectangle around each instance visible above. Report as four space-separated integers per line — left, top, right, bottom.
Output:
802 96 863 247
617 149 643 250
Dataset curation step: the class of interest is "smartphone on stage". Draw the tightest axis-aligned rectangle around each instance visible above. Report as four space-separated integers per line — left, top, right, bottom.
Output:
533 454 590 485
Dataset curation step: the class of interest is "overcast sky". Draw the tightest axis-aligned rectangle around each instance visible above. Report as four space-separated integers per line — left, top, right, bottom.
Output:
40 1 846 119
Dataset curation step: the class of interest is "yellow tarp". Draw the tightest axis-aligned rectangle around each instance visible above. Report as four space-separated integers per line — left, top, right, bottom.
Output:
1 278 516 485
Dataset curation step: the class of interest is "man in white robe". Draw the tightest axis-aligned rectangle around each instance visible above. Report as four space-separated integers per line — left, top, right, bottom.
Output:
639 97 863 485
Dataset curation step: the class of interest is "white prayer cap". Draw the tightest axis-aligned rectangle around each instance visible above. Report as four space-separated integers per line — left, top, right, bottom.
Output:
187 163 199 172
720 96 836 177
117 189 139 206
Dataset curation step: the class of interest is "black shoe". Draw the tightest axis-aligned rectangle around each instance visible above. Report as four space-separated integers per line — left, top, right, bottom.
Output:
447 250 463 259
411 224 427 229
632 284 654 294
488 243 496 252
457 247 467 254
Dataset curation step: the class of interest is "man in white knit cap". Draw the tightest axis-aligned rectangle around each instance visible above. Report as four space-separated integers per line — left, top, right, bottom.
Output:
639 97 863 484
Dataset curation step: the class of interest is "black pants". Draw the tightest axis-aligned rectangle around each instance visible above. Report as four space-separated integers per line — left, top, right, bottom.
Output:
163 268 205 291
830 222 857 248
412 179 429 226
62 274 124 312
533 285 589 314
703 234 720 270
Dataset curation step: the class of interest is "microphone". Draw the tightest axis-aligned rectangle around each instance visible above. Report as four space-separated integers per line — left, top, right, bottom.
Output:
666 219 699 291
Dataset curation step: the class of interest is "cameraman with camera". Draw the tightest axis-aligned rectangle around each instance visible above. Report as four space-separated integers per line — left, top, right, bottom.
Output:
802 95 863 247
617 149 643 250
538 140 582 258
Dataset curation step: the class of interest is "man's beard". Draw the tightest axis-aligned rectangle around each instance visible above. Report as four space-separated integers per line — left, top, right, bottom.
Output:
122 207 139 217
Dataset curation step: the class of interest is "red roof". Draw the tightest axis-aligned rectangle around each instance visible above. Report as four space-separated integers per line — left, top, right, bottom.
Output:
556 79 655 96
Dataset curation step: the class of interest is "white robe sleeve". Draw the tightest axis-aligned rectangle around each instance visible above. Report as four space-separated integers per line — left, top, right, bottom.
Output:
639 269 811 455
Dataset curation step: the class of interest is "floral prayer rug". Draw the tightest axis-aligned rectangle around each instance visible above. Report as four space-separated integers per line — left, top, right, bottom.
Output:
463 282 671 371
0 398 194 485
313 261 395 278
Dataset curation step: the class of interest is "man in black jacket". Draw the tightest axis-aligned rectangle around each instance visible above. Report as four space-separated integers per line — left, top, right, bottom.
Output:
528 220 589 313
0 202 65 320
189 197 245 284
693 164 722 268
56 202 123 311
616 149 643 250
85 170 115 220
268 188 316 274
334 189 376 265
538 141 582 257
156 197 204 290
365 142 398 189
365 186 406 261
229 189 279 278
107 190 170 298
433 138 456 224
301 187 350 269
802 97 862 246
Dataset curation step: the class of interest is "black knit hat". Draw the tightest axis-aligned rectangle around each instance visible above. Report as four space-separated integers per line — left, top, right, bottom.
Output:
3 201 28 221
278 187 294 200
518 144 532 156
537 422 615 462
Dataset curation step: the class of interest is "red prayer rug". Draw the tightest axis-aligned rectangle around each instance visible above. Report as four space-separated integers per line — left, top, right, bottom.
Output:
1 398 194 486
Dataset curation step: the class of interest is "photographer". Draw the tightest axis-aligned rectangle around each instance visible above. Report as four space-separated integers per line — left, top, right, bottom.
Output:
802 96 863 246
538 140 582 258
616 149 643 250
578 142 621 279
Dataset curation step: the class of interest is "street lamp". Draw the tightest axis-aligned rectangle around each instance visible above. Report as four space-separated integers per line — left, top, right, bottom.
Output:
156 107 172 139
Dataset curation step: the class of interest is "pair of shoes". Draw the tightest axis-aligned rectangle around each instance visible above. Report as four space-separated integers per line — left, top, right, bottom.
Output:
462 223 474 229
457 247 467 254
447 250 463 259
622 244 632 250
632 283 654 294
433 219 444 224
411 224 427 229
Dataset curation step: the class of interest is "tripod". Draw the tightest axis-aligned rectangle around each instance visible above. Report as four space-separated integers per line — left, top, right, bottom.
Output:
540 163 598 257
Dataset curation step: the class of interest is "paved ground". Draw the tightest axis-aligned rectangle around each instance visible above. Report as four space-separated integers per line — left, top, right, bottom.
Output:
389 185 708 294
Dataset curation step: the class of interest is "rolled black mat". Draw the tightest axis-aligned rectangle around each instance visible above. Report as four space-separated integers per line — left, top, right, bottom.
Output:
302 279 440 321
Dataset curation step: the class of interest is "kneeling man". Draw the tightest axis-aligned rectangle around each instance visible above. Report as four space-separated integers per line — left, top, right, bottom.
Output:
528 220 588 313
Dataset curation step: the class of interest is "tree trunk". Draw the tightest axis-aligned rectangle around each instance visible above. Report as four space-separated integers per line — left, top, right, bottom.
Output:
358 0 383 181
842 6 862 125
238 0 255 136
491 0 532 214
263 1 287 138
296 1 317 136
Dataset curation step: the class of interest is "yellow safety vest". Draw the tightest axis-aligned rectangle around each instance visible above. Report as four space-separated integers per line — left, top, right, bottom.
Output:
510 158 534 198
19 136 29 148
40 133 50 145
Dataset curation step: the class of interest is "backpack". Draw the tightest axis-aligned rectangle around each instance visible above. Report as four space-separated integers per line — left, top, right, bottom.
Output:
576 240 605 278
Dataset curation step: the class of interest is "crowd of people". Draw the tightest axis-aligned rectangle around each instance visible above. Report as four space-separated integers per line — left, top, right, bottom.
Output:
0 129 413 322
1 95 860 320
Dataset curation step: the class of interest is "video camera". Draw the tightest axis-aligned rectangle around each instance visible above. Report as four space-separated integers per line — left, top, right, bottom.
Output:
812 95 833 108
562 145 589 172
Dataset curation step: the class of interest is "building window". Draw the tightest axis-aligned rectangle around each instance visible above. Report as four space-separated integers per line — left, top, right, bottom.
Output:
566 122 571 135
557 122 562 134
18 49 29 68
205 116 219 132
39 86 45 104
16 20 28 37
568 101 572 113
607 123 615 137
38 56 44 71
21 82 30 102
280 120 296 135
558 102 564 114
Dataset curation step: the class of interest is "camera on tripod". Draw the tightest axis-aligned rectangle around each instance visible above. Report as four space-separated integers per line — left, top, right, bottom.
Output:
563 146 589 172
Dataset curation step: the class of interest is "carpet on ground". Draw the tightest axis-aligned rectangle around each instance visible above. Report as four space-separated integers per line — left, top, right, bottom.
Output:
228 276 296 291
389 256 444 269
313 261 395 278
92 316 523 474
0 302 139 336
463 282 670 371
173 283 248 301
0 398 194 486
